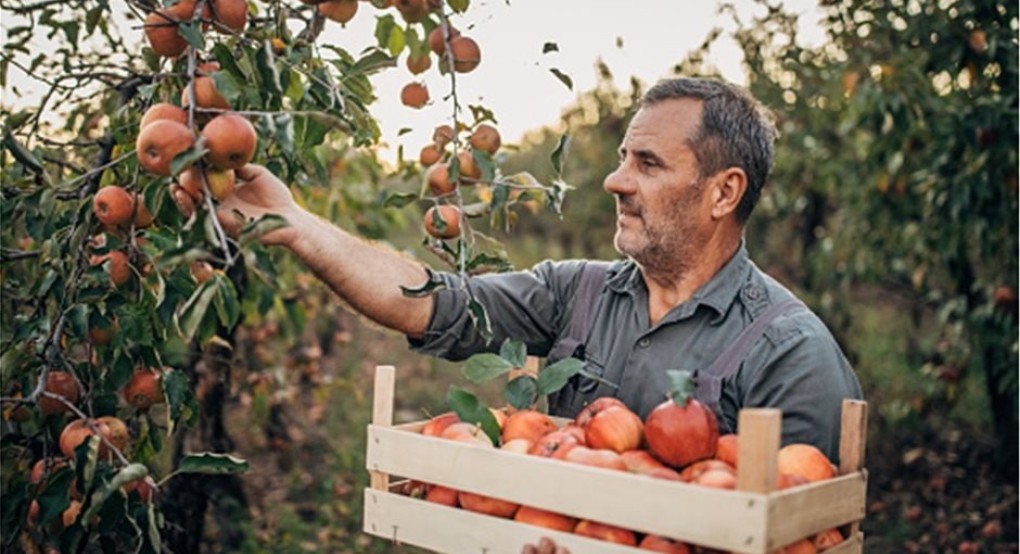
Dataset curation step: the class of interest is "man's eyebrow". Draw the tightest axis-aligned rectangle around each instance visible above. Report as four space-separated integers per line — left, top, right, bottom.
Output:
633 148 665 165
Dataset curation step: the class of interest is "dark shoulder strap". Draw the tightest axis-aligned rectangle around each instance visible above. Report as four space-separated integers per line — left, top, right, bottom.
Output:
564 262 609 347
700 299 805 381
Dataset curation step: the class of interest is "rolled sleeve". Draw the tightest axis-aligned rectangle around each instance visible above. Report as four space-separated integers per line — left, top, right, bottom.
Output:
408 260 584 361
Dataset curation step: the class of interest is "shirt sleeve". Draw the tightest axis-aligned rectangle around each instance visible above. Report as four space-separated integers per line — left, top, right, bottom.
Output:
727 312 864 463
407 260 586 361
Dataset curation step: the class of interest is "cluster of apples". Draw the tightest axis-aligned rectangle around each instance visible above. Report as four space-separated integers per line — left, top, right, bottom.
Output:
143 0 247 58
406 397 846 553
419 122 501 239
400 21 482 110
24 368 163 528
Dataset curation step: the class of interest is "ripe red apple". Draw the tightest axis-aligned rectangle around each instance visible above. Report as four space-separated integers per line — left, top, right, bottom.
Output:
560 446 627 472
500 438 533 454
584 405 644 453
514 505 577 532
458 491 519 518
501 409 557 444
574 519 638 546
694 468 737 489
639 535 692 553
644 395 719 468
715 433 739 467
574 396 626 428
425 485 459 507
620 450 681 481
439 422 493 447
528 429 583 458
678 459 735 483
421 411 460 437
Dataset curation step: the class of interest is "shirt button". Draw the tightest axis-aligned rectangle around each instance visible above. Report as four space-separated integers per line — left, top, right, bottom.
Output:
638 338 650 348
744 285 760 300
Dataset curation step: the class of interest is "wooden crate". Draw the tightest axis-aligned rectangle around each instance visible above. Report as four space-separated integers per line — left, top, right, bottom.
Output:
364 365 868 554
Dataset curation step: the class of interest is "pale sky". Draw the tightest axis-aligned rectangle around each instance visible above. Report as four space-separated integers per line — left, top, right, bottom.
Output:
323 0 826 163
1 1 826 163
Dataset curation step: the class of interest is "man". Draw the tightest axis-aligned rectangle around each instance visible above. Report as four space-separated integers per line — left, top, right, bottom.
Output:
212 77 862 462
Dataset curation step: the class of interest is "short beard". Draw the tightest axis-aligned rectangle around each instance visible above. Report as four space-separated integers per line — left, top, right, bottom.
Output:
617 176 706 282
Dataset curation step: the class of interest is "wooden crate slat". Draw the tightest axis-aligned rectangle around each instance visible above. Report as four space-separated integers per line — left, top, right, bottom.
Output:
364 488 657 554
367 424 769 552
765 473 868 549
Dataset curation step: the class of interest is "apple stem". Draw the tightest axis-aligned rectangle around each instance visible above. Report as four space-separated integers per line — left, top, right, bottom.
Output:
665 369 696 407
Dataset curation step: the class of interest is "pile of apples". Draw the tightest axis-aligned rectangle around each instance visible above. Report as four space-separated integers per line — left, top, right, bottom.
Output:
405 397 845 554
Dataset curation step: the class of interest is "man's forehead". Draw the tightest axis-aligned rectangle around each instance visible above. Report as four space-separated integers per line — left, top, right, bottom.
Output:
623 98 703 148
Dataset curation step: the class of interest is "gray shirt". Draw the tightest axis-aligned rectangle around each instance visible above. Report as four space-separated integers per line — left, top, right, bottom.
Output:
410 244 863 462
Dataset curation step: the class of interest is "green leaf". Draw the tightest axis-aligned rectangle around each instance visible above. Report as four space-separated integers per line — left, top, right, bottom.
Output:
387 26 406 57
169 142 207 177
178 279 216 341
178 21 204 50
374 14 397 50
163 368 198 432
399 268 447 297
665 369 696 406
536 357 584 395
468 296 493 344
549 68 573 91
448 0 469 13
37 468 73 525
211 274 240 329
505 375 537 410
177 452 250 475
462 353 514 383
274 113 295 155
383 191 419 209
83 463 148 525
446 386 499 445
550 134 569 177
499 338 527 368
542 42 559 54
3 126 45 174
255 41 282 94
211 70 242 106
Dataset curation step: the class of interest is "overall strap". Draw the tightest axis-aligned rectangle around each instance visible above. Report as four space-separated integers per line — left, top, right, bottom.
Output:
700 298 806 381
564 262 610 350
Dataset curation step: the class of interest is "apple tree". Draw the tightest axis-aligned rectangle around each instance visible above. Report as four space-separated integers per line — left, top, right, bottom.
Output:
0 0 571 550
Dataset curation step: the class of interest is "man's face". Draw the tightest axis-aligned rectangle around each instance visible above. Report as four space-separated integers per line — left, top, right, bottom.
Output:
603 99 713 273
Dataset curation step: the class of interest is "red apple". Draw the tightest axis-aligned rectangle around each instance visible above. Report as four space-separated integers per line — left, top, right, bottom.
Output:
639 534 692 553
425 485 459 507
644 396 719 468
439 422 493 447
458 490 519 518
585 405 644 453
621 450 681 480
694 468 737 489
561 446 627 471
500 438 533 454
421 411 460 437
574 397 626 428
574 519 638 546
678 459 735 483
501 409 557 444
528 429 583 458
514 505 578 532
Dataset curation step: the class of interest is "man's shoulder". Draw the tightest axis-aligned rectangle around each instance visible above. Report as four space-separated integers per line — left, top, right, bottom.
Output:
745 264 839 346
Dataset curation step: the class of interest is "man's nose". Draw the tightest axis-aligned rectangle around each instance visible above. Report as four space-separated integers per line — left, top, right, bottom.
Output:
603 166 634 195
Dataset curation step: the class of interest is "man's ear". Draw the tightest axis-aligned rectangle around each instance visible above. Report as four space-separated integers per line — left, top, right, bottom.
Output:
709 168 747 220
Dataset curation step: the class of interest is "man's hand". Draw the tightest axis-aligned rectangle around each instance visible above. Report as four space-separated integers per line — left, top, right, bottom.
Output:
216 164 302 247
521 537 570 554
170 164 303 247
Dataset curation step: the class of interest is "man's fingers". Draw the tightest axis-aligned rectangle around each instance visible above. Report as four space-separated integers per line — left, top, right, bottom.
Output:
170 184 196 218
537 537 558 554
235 163 266 183
521 545 537 554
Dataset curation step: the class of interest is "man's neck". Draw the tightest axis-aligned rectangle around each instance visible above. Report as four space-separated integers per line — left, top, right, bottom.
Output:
641 233 742 326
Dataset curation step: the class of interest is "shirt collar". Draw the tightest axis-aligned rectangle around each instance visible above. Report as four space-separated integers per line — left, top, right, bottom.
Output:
604 240 751 323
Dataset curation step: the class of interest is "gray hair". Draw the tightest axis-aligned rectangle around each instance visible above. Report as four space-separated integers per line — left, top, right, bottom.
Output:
641 78 777 223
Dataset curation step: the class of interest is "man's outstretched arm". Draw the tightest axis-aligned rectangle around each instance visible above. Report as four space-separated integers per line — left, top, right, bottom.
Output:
209 164 434 339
